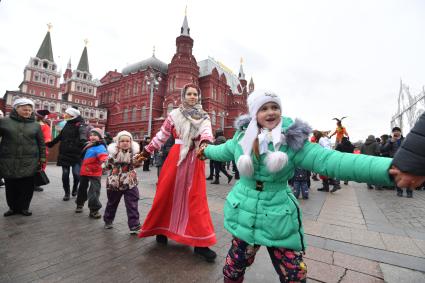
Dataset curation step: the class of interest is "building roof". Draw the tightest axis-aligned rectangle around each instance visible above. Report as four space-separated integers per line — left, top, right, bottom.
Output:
121 55 168 75
77 46 90 73
181 15 190 36
36 31 54 62
198 57 243 93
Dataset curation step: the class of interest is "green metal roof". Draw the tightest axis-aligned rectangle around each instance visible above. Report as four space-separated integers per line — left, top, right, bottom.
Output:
36 31 54 61
77 46 90 73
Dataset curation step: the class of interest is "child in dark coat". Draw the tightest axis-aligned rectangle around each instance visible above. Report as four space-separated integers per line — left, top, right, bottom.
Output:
292 167 311 199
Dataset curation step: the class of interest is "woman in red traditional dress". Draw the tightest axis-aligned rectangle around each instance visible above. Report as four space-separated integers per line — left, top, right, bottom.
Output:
138 83 217 262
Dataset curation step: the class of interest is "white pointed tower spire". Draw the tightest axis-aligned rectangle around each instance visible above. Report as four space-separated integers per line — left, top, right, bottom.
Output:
180 6 190 36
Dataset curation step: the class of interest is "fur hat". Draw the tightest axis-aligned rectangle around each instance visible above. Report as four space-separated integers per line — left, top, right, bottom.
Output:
237 90 287 177
392 126 401 133
65 107 80 118
89 128 104 139
108 131 140 155
13 98 34 109
35 109 50 118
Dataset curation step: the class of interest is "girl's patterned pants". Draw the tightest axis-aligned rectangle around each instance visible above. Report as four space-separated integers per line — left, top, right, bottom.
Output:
223 237 307 283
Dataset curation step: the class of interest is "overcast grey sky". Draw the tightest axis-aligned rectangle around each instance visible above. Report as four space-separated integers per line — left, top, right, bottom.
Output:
1 0 424 142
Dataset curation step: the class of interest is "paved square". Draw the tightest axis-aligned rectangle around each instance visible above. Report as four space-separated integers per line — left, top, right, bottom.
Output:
1 164 425 282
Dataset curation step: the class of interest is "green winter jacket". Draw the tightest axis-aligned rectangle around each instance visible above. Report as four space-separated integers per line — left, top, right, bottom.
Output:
204 116 393 251
0 109 46 179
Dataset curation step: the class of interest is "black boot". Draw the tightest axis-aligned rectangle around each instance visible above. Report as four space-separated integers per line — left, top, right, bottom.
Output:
21 210 32 216
206 176 213 180
406 189 413 198
227 175 233 184
71 185 78 197
34 186 44 192
63 187 70 201
318 179 329 192
156 235 168 244
330 183 341 193
396 188 403 197
194 247 217 262
3 210 16 217
211 177 219 184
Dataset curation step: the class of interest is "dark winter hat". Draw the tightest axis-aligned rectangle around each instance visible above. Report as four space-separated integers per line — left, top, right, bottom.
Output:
35 109 50 118
90 128 104 139
392 126 401 132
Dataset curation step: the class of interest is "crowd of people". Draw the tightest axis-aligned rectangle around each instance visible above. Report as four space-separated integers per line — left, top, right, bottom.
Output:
1 87 424 282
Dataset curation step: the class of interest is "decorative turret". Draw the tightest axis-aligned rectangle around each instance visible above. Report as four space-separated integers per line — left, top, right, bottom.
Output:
36 23 54 62
63 58 72 81
238 57 245 80
77 40 90 73
19 23 61 96
180 6 190 36
249 77 254 93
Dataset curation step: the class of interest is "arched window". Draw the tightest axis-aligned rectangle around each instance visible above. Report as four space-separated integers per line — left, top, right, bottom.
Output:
167 103 173 114
142 106 148 121
132 107 137 121
141 106 147 121
123 109 128 122
211 110 216 126
133 82 138 96
49 103 55 112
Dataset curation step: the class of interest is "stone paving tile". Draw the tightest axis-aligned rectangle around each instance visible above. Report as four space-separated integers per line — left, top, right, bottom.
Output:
324 238 425 273
303 219 325 236
320 223 352 243
340 270 384 283
333 251 383 278
318 216 367 228
413 238 425 256
304 258 345 283
350 229 386 249
381 233 424 257
304 246 334 264
380 263 425 283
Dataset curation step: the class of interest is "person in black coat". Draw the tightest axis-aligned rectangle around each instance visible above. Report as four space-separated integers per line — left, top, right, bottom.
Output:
335 137 355 186
46 107 87 201
390 112 425 189
381 127 411 197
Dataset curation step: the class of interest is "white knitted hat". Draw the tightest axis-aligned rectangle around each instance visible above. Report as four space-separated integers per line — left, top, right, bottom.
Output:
108 131 140 155
115 130 133 142
237 90 287 176
65 107 80 118
13 98 34 109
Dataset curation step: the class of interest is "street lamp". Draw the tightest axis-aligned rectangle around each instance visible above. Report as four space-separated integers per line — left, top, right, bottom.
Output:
144 69 162 137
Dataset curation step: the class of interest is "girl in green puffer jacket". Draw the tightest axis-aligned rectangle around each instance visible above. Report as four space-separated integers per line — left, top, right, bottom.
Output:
199 90 393 283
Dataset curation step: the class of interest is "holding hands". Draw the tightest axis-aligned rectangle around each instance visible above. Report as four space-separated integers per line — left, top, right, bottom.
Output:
389 166 425 189
196 142 209 160
133 148 151 164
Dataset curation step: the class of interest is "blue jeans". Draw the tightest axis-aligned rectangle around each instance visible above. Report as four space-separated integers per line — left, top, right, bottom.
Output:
62 163 81 193
293 181 309 199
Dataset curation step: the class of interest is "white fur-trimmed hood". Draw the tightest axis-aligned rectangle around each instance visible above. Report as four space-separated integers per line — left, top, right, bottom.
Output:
107 142 140 156
234 115 312 151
